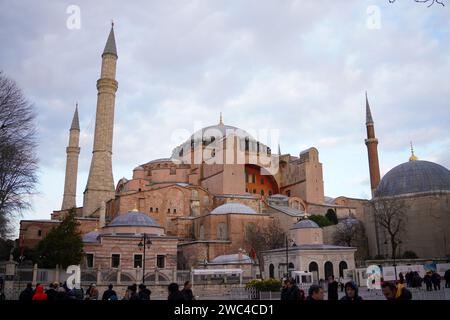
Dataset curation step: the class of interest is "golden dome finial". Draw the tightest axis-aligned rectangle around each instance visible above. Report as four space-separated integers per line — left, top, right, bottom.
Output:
409 141 418 161
219 112 223 125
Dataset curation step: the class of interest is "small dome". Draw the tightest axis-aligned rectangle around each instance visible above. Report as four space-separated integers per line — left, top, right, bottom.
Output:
82 230 100 243
210 253 252 264
291 219 320 229
133 166 144 171
107 211 161 227
375 160 450 198
211 203 257 215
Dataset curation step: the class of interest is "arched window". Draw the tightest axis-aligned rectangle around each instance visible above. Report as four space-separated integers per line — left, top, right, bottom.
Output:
217 222 228 240
269 264 275 278
324 261 334 279
308 261 319 273
339 261 348 278
288 262 295 270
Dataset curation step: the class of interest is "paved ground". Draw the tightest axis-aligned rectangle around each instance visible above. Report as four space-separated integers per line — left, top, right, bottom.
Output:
195 287 450 300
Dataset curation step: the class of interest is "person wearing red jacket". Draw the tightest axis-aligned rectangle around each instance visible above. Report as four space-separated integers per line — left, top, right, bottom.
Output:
32 285 48 301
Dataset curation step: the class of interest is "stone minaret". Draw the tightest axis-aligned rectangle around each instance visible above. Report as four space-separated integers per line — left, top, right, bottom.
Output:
364 92 381 197
61 104 80 210
83 24 118 216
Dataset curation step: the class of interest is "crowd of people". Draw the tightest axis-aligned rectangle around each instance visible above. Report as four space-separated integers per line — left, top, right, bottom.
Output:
17 269 450 301
18 280 196 301
280 274 414 301
18 281 155 301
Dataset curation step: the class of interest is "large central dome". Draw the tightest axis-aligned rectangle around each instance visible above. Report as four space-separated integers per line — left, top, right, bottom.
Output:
375 160 450 198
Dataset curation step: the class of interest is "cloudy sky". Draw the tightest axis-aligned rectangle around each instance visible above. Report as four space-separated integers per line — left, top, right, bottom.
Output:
1 0 449 235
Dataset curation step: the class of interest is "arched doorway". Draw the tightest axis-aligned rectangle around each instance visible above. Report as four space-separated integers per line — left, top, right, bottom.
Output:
324 261 334 279
308 261 319 282
339 261 348 278
269 264 275 278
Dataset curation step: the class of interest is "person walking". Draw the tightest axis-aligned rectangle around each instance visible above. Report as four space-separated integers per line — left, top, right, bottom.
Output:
306 285 324 300
424 272 433 291
168 282 185 301
381 282 412 300
180 281 195 300
19 283 34 301
32 285 48 301
444 269 450 288
102 284 117 300
340 281 363 301
327 275 339 300
431 272 441 291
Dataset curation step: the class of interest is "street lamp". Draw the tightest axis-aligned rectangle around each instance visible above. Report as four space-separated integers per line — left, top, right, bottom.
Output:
285 236 295 278
138 233 152 284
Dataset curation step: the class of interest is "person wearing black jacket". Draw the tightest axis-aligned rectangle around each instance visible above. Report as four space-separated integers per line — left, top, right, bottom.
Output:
138 283 152 300
445 269 450 288
180 281 195 300
280 279 289 300
306 285 324 300
102 284 117 300
168 282 185 301
19 283 34 301
381 282 412 300
286 278 301 300
340 281 363 301
327 275 339 300
46 283 58 301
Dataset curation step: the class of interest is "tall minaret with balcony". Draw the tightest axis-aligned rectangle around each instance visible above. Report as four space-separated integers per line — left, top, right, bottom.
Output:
61 104 80 210
365 92 381 197
83 24 118 216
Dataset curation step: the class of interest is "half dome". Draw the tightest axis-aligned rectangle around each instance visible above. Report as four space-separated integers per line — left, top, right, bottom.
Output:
107 211 161 228
211 203 257 215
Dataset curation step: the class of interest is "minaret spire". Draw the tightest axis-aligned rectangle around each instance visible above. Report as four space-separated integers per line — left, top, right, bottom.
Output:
70 102 79 130
219 112 223 125
83 25 119 216
364 92 381 197
366 91 373 124
62 103 81 210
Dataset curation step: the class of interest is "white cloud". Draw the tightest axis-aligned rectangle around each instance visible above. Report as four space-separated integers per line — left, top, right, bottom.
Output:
0 0 449 237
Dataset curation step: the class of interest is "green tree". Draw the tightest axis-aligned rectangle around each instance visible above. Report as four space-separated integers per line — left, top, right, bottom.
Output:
308 214 333 227
35 208 83 268
325 209 338 225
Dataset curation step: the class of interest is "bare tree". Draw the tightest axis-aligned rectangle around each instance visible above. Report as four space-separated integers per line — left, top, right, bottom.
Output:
245 219 286 279
389 0 446 7
371 198 408 260
333 219 361 247
333 218 369 262
0 71 38 237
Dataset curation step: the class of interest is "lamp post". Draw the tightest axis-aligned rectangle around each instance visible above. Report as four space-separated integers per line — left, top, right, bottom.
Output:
138 233 152 284
385 239 402 281
285 236 294 278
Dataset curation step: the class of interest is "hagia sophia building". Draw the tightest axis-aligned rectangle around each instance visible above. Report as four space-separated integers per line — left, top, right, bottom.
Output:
19 25 450 281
